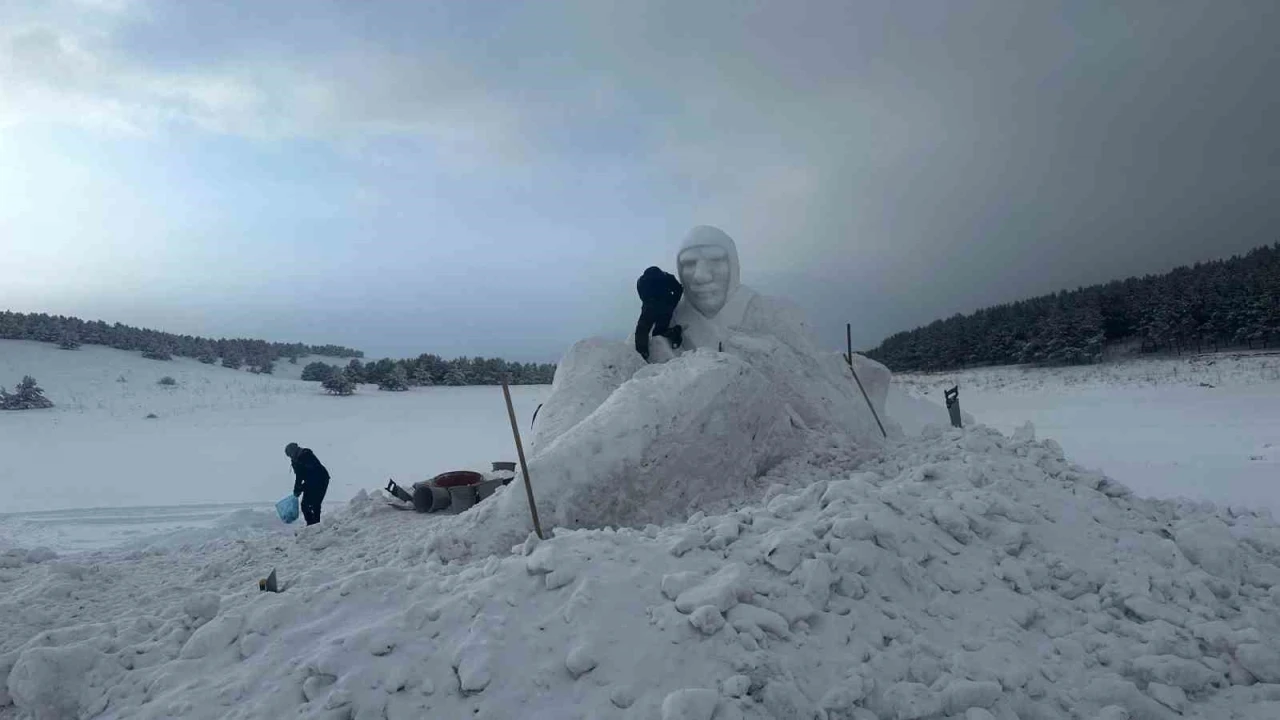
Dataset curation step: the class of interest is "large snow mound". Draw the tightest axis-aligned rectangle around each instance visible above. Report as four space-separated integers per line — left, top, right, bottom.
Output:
4 425 1280 719
489 350 802 544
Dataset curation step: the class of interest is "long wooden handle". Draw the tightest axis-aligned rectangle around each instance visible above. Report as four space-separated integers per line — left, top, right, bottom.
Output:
846 323 887 439
502 377 544 539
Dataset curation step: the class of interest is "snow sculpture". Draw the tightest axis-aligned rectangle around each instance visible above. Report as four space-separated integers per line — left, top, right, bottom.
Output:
497 225 895 543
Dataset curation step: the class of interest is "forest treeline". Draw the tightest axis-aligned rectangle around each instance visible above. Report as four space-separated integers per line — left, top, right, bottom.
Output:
866 243 1280 372
0 311 555 385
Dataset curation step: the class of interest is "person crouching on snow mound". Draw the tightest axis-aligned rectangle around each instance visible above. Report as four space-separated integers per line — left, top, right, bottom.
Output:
285 442 330 526
635 266 684 361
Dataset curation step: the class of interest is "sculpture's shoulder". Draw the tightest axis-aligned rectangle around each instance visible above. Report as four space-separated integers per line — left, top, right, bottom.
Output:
740 290 820 351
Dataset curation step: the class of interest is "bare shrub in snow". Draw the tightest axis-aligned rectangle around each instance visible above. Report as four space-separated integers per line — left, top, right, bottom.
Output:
198 355 217 364
142 348 172 361
158 376 177 386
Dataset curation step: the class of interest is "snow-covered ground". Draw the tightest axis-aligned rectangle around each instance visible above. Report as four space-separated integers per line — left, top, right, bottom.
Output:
896 352 1280 517
0 340 548 548
4 341 1280 719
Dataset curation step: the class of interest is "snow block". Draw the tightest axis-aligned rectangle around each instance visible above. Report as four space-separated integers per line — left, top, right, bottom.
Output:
503 352 801 537
661 688 719 720
528 338 645 455
180 613 244 659
1236 644 1280 684
943 679 1002 714
675 563 749 614
183 592 221 624
880 682 943 720
8 644 103 720
688 606 726 635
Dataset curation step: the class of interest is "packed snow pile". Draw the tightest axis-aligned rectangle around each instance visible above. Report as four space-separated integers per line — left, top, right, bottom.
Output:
4 423 1280 719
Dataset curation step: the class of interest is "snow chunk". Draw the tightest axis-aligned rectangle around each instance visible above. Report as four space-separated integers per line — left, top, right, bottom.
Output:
662 571 702 601
688 605 726 635
565 641 598 677
880 682 942 720
8 645 102 719
661 688 719 720
1237 644 1280 684
943 680 1002 714
1146 682 1187 713
763 527 816 572
182 592 221 624
180 612 244 659
1174 520 1243 581
798 558 834 610
675 563 749 614
726 603 791 640
1128 654 1219 692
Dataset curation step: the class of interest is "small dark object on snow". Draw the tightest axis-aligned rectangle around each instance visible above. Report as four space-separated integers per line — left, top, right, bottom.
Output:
258 569 280 593
1199 382 1215 388
386 470 508 514
146 413 159 419
945 386 963 429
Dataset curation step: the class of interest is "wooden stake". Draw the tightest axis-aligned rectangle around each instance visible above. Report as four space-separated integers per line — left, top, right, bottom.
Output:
845 323 887 439
502 377 544 539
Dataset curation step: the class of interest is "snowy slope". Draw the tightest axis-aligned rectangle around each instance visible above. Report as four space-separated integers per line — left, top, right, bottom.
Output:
3 425 1280 719
896 353 1280 517
0 340 549 516
5 341 1280 719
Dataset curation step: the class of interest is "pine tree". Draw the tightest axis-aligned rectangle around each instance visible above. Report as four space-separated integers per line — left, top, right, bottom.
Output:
221 355 244 370
345 359 366 384
58 332 81 350
378 366 410 391
198 354 217 364
443 368 469 386
142 346 173 361
302 362 338 381
322 374 356 396
1 376 54 410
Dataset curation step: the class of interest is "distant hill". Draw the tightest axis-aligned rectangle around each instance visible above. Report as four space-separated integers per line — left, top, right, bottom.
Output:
0 310 362 368
867 244 1280 372
0 311 556 386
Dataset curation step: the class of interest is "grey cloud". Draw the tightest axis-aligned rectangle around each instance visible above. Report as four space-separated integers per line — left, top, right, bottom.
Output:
4 0 1278 359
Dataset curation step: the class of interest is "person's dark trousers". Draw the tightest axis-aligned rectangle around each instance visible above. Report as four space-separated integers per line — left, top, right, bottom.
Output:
301 481 329 526
635 302 677 359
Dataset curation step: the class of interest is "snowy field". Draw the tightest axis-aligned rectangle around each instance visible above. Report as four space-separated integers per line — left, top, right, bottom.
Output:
4 341 1280 719
0 340 548 550
896 352 1280 517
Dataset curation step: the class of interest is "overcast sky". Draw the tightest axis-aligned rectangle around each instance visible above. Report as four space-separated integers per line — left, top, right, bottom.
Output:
3 0 1277 361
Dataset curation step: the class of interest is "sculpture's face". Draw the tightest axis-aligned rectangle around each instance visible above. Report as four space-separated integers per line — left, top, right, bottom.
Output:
679 244 733 317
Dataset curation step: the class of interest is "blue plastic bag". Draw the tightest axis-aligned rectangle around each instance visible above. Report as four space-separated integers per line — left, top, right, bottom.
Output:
276 494 300 524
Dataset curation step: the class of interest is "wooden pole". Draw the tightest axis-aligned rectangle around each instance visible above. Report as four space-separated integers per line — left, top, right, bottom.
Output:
502 377 544 539
845 323 887 439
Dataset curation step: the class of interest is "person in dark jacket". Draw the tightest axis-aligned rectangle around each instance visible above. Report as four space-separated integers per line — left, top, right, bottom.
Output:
285 442 330 526
635 266 684 361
